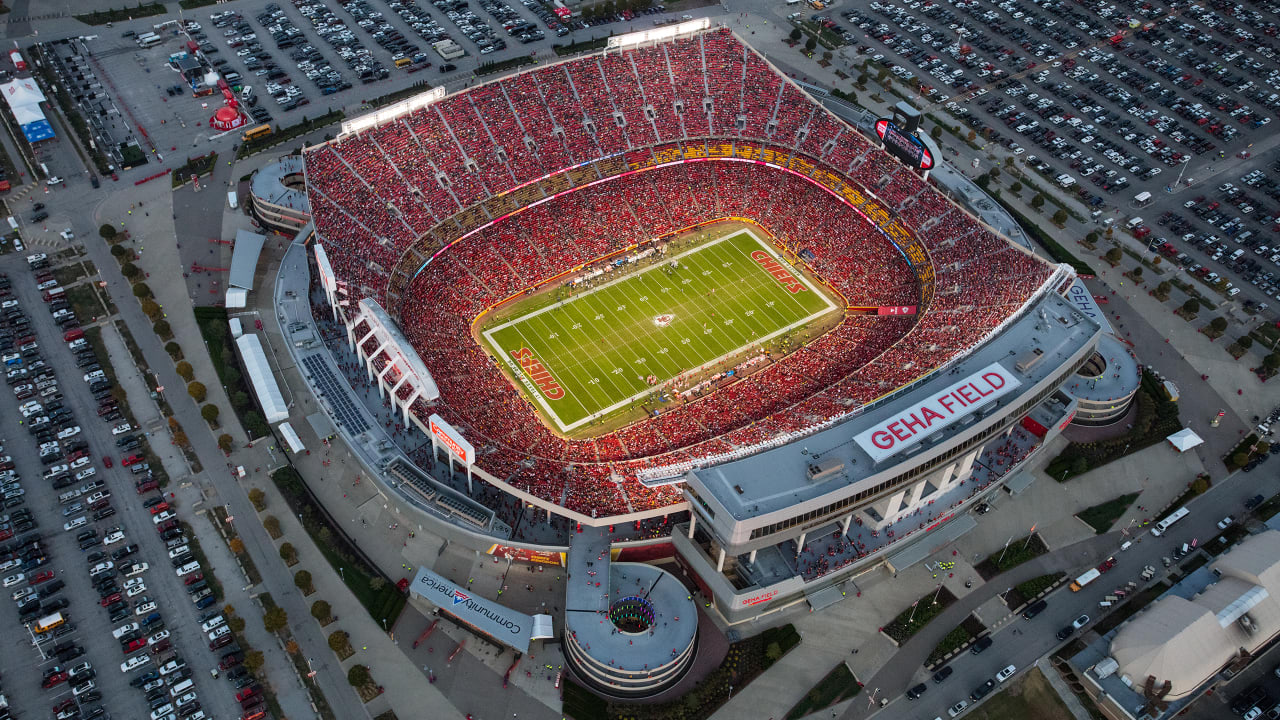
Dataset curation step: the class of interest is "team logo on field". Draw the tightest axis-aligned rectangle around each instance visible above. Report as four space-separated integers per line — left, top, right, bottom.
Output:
653 314 675 328
510 347 565 400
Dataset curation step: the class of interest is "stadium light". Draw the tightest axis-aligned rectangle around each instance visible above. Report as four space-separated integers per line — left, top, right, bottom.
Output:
339 86 447 138
609 18 710 49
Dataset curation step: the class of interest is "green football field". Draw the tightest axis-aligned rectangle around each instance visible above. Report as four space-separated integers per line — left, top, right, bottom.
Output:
482 230 839 433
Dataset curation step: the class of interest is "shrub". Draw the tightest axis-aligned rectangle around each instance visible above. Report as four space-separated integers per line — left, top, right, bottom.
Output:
347 664 371 687
369 576 386 592
286 639 300 654
187 381 207 402
248 488 266 511
218 434 234 453
263 606 288 633
232 391 251 409
132 282 151 298
229 537 245 554
175 361 194 381
295 570 314 594
243 650 264 674
262 515 281 538
99 224 117 240
311 600 331 622
281 543 298 565
201 404 220 424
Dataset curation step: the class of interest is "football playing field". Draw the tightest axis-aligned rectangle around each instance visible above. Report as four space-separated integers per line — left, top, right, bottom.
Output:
482 230 839 433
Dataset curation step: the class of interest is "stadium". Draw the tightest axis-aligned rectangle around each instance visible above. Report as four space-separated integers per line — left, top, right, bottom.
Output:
299 22 1105 694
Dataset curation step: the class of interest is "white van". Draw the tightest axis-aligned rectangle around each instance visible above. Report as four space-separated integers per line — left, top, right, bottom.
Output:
1125 216 1144 230
168 678 194 697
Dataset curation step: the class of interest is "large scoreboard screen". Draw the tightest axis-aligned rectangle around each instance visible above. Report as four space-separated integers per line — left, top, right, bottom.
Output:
874 119 934 171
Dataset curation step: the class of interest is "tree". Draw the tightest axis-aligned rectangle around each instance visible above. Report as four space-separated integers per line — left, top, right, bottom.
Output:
153 320 171 339
988 166 1000 181
1239 335 1254 349
1233 452 1251 468
329 631 352 654
165 342 181 360
187 381 207 402
99 224 117 240
110 244 127 259
1190 474 1210 495
263 606 288 633
286 639 300 654
1131 266 1143 279
1009 181 1022 194
175 361 194 382
295 570 313 593
232 391 251 409
857 73 869 87
347 664 372 687
1052 209 1068 225
228 616 247 633
766 642 783 662
262 515 281 538
1105 248 1122 265
243 650 264 674
1256 441 1271 456
369 576 386 592
1210 317 1229 333
930 125 943 140
1086 231 1099 244
132 282 151 298
789 28 802 41
1265 353 1280 371
804 36 817 53
967 129 977 141
1157 281 1172 296
1069 456 1089 476
140 299 161 320
311 600 331 622
1030 193 1045 210
229 537 245 554
280 542 298 565
201 404 220 425
248 488 266 510
1181 298 1200 315
121 262 141 279
218 433 234 453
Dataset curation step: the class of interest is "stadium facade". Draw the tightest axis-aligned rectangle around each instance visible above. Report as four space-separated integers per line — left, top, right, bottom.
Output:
298 22 1111 692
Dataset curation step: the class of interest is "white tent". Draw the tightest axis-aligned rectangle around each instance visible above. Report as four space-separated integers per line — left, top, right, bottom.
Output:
234 333 289 424
1167 428 1204 452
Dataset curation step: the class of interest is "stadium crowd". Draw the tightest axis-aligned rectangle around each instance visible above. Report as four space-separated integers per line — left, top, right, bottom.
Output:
310 28 1055 517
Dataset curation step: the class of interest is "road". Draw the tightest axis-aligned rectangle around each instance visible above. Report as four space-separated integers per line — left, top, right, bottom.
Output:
845 466 1280 720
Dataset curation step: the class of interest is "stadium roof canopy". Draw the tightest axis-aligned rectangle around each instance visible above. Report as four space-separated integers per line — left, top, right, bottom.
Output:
229 229 266 290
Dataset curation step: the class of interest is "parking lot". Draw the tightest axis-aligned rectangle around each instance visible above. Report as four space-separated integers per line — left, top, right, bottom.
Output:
833 0 1280 307
0 252 248 720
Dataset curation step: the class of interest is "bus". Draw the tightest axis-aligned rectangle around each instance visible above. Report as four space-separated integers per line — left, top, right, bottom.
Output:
1069 568 1101 592
242 124 272 142
1151 507 1190 537
34 612 64 633
42 287 64 303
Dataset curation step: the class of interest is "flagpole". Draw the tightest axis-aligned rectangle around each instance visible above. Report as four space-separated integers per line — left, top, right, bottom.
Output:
1022 525 1037 551
997 535 1013 565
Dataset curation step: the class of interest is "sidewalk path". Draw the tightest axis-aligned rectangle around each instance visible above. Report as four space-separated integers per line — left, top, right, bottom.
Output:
1036 657 1094 720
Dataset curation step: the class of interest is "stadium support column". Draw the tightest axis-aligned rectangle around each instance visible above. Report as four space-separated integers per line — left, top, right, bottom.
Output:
376 360 397 400
716 547 726 573
907 478 928 511
687 514 697 539
400 387 421 427
748 549 757 563
366 341 390 383
353 326 376 356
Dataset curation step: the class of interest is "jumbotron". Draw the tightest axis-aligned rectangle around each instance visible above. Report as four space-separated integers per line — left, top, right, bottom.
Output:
301 23 1104 629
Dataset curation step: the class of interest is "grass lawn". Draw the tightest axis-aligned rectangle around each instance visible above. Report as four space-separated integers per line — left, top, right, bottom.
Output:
883 586 958 643
784 662 861 720
482 229 837 433
1076 493 1140 534
964 667 1074 720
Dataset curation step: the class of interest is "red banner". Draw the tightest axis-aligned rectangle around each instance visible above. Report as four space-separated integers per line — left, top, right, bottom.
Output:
876 305 918 316
486 544 564 566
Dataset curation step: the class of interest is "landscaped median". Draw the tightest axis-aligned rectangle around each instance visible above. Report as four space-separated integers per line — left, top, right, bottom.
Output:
925 614 988 667
880 586 958 646
975 533 1048 579
1076 494 1140 535
783 662 862 719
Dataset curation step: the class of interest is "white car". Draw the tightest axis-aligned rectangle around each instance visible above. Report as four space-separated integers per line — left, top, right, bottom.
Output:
157 659 186 676
72 680 95 697
58 426 81 440
63 516 87 532
74 468 95 481
11 586 34 601
103 530 126 546
112 622 139 639
175 691 199 708
124 577 146 590
19 402 43 418
175 562 201 577
949 700 969 717
1218 516 1235 530
143 677 165 692
59 229 74 240
207 625 231 642
1 572 24 587
125 562 149 578
111 423 132 436
150 704 174 720
121 654 152 673
147 629 171 646
167 545 190 560
200 616 225 633
89 561 113 576
134 601 158 615
127 585 148 599
996 664 1017 682
69 457 91 470
46 176 62 186
152 511 175 525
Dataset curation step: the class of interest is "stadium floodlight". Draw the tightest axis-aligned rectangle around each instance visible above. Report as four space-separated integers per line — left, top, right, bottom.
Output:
313 243 337 294
608 18 710 49
339 86 447 137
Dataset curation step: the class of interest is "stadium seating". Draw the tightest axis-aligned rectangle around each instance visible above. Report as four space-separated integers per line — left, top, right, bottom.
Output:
306 28 1054 516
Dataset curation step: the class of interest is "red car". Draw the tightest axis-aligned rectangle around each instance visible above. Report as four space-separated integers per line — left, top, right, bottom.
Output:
184 573 204 586
42 671 68 689
156 520 178 534
135 480 157 494
149 503 170 515
29 570 54 585
103 456 113 468
1097 556 1117 573
67 450 89 462
53 699 75 713
100 592 121 607
149 639 171 655
236 685 260 702
241 710 266 720
123 637 146 653
121 455 143 467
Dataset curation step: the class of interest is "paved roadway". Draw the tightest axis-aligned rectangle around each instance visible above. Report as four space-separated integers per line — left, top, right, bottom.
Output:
845 467 1280 720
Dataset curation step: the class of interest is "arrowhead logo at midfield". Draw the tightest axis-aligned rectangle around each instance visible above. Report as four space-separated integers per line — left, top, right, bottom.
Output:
452 590 470 605
654 314 675 328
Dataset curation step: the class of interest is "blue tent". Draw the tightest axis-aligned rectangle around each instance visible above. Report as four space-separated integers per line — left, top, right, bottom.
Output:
20 119 53 143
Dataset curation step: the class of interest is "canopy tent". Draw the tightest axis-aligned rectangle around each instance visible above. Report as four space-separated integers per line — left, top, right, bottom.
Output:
277 421 305 454
234 333 289 423
1167 428 1204 452
0 79 54 144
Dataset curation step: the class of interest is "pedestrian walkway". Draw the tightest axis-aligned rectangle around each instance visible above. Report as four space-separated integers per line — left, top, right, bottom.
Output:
1036 657 1094 720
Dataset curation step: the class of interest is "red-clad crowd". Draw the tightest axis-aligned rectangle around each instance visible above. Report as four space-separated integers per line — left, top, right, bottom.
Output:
308 29 1054 517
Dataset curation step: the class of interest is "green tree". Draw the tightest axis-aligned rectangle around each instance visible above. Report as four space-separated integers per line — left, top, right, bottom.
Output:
99 224 117 240
187 381 207 402
1131 266 1143 279
228 616 247 633
1052 209 1068 225
347 664 372 687
175 361 194 381
110 244 127 259
930 125 943 140
132 282 151 298
1210 317 1229 333
121 263 141 279
1157 281 1172 296
1182 298 1200 315
295 569 313 593
1105 248 1122 265
201 404 220 425
243 650 264 674
311 599 331 622
329 631 352 654
989 166 1000 181
248 488 266 510
232 391 251 409
262 515 281 538
282 543 299 566
857 73 869 87
1233 452 1251 469
1009 181 1023 194
804 36 817 53
153 320 171 338
1238 335 1254 349
789 28 802 41
165 342 182 359
140 299 161 320
1256 441 1271 456
263 606 288 633
218 433 234 453
1030 193 1045 210
1086 231 1099 244
1265 353 1280 371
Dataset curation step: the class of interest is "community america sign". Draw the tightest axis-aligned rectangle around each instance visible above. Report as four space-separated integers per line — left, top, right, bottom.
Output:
853 363 1021 463
410 567 535 653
